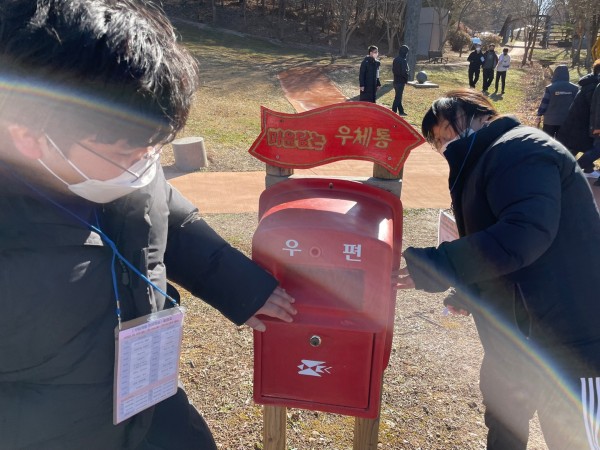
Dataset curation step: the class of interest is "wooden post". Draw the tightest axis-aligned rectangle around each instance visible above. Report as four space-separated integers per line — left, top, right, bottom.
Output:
353 376 383 450
353 415 381 450
373 163 403 183
265 164 294 188
263 405 287 450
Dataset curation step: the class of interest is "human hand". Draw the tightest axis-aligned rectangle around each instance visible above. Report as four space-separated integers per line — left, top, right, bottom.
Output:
360 86 365 92
592 129 600 136
535 117 541 127
245 286 296 332
393 267 415 289
445 305 470 316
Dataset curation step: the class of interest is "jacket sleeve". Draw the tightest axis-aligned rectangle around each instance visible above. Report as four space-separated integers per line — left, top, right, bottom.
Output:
537 88 550 116
163 184 278 325
591 84 600 134
400 61 409 83
405 136 563 290
359 60 366 87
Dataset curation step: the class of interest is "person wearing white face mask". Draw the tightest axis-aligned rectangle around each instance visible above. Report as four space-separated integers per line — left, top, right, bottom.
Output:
396 89 600 449
467 45 484 89
0 2 296 449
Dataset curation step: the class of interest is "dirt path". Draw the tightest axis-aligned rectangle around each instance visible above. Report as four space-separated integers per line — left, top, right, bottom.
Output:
277 66 452 208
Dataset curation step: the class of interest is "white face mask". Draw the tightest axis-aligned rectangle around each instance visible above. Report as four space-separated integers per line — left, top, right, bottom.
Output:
440 117 475 153
39 135 159 203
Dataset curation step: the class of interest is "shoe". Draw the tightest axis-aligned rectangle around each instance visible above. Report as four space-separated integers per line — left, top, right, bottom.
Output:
501 91 505 95
494 90 498 94
399 112 407 116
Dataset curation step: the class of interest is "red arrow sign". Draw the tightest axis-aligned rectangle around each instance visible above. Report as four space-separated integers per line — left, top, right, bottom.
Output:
248 101 424 175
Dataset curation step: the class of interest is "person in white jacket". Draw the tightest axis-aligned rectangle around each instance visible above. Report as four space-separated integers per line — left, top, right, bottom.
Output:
494 48 511 95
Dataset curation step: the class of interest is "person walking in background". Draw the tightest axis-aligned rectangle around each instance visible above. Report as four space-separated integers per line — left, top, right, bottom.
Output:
535 65 578 138
359 45 381 103
392 45 410 115
467 45 484 88
494 48 510 94
397 88 600 450
481 44 498 93
557 59 600 174
580 76 600 182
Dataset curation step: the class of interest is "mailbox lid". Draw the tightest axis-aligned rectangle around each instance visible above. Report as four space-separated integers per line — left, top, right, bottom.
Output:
256 321 374 409
257 178 402 268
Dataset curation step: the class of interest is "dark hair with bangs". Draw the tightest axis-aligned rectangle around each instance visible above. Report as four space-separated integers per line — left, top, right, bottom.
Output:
421 89 498 144
0 0 199 149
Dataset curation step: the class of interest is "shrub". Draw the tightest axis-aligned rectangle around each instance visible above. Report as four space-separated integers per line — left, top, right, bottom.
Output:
447 29 472 52
479 32 502 48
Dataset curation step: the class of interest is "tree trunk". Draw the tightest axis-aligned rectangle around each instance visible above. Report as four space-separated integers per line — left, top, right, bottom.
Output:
339 18 349 57
211 0 217 24
403 0 422 81
278 0 286 39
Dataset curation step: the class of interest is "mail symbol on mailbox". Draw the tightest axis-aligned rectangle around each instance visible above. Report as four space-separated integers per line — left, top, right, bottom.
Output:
297 360 332 377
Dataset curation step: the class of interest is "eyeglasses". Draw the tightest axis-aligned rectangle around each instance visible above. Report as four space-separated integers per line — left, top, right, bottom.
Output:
75 141 162 181
45 134 162 181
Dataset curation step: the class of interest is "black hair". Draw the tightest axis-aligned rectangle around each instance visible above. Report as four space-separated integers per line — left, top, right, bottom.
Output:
0 0 199 148
421 89 498 144
368 45 378 54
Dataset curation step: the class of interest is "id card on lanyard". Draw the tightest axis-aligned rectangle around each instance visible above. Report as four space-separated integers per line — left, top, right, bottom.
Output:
438 209 459 245
113 306 185 424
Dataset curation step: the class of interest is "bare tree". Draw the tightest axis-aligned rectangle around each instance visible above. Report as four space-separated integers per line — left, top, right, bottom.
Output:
332 0 374 56
403 0 422 80
376 0 407 55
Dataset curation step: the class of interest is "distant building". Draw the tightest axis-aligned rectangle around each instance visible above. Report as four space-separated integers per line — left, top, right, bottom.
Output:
416 7 450 59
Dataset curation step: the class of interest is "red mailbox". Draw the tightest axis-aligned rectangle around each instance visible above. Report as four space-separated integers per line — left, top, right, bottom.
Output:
252 177 402 418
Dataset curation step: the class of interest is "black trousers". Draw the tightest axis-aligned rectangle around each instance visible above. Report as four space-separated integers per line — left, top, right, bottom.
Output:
468 67 480 88
494 71 507 93
542 123 561 139
391 82 406 114
482 68 494 91
135 388 218 450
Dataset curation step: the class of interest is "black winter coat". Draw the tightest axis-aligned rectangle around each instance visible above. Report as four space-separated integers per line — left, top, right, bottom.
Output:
467 50 484 69
359 56 381 102
392 46 409 84
557 73 599 153
0 164 278 449
404 117 600 368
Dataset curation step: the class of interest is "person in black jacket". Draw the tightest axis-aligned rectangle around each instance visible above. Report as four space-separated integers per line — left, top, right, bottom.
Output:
392 45 410 115
557 59 600 173
359 45 381 103
467 45 484 88
535 65 578 138
481 44 498 93
397 89 600 449
0 2 296 449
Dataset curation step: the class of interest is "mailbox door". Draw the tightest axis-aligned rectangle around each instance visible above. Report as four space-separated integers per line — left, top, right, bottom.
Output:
257 321 374 409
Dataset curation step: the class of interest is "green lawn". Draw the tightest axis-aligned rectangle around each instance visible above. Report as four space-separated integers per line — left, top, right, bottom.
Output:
168 21 579 173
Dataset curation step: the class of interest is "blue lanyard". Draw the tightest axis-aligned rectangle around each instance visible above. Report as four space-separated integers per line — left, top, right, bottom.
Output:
9 175 178 329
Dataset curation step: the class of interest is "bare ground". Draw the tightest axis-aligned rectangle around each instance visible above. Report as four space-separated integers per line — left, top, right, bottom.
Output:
177 209 547 449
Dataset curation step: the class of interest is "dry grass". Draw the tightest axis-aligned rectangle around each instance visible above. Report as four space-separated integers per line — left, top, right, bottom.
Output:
164 21 541 174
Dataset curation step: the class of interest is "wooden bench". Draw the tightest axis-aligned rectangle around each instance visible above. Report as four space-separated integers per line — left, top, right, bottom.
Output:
428 50 448 64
